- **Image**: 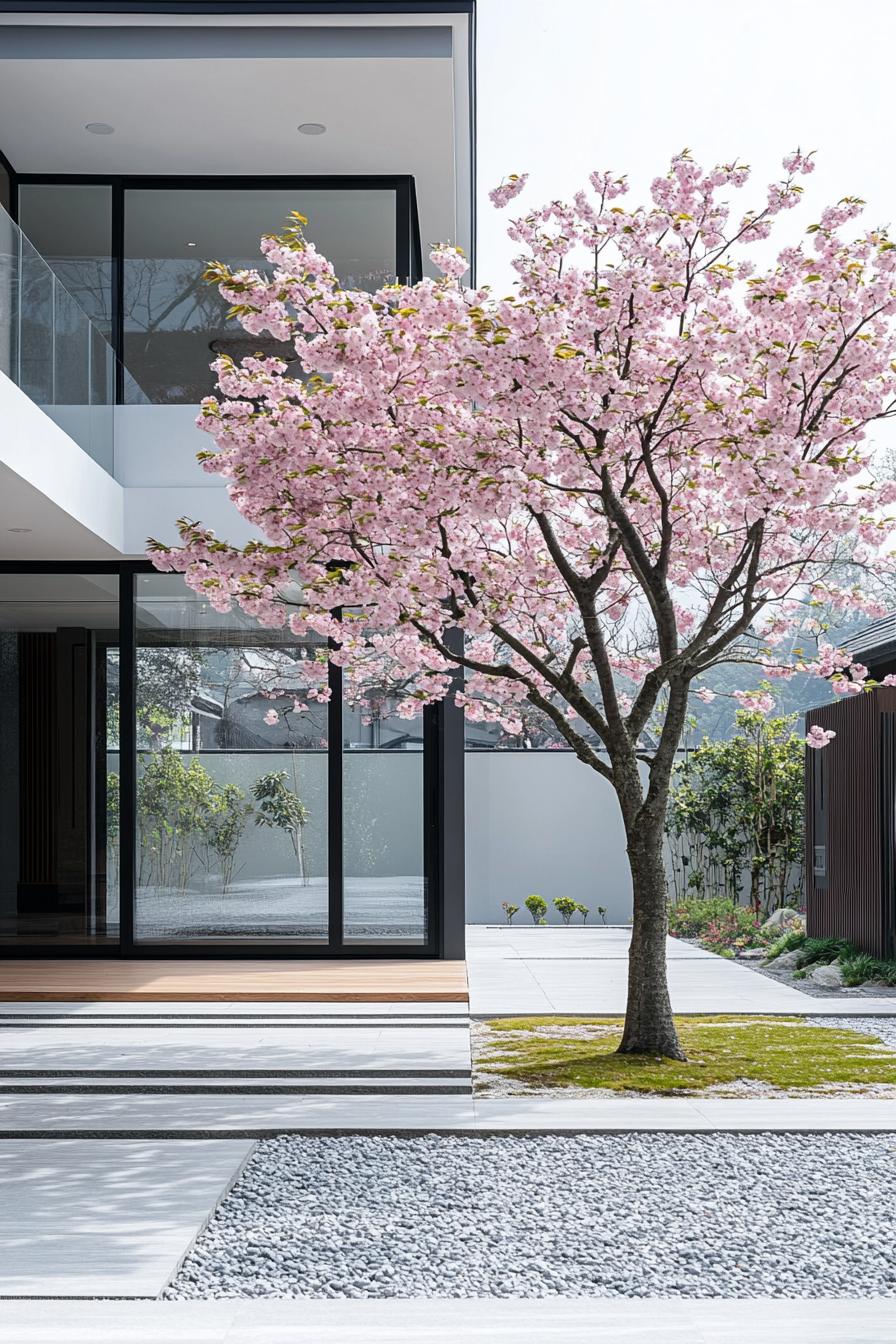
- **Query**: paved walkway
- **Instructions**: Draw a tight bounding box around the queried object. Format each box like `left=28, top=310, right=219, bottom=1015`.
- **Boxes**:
left=2, top=1298, right=894, bottom=1342
left=0, top=1139, right=253, bottom=1297
left=4, top=1091, right=896, bottom=1137
left=3, top=934, right=896, bottom=1308
left=466, top=926, right=896, bottom=1014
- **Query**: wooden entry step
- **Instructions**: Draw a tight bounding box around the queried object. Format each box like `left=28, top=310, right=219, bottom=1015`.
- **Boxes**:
left=0, top=959, right=469, bottom=1003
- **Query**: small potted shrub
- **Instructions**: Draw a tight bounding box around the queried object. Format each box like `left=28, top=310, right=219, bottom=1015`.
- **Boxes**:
left=553, top=896, right=578, bottom=925
left=524, top=894, right=547, bottom=924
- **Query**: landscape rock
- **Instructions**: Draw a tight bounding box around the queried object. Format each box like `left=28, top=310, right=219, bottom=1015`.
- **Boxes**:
left=761, top=908, right=805, bottom=934
left=768, top=950, right=802, bottom=972
left=810, top=962, right=844, bottom=988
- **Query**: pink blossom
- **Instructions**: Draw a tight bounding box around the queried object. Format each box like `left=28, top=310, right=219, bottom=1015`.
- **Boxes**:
left=263, top=709, right=279, bottom=726
left=149, top=150, right=896, bottom=779
left=488, top=173, right=529, bottom=209
left=733, top=690, right=776, bottom=715
left=429, top=245, right=470, bottom=280
left=806, top=725, right=836, bottom=749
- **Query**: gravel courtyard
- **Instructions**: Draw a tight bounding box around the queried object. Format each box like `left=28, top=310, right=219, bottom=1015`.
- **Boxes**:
left=166, top=1133, right=896, bottom=1299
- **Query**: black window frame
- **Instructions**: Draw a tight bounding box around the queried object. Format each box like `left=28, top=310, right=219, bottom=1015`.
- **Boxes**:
left=11, top=173, right=422, bottom=403
left=0, top=558, right=463, bottom=960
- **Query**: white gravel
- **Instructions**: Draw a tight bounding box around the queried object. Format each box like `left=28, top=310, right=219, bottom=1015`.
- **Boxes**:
left=166, top=1133, right=896, bottom=1299
left=811, top=1016, right=896, bottom=1048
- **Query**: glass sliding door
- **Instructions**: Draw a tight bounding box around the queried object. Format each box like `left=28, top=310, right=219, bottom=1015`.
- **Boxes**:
left=0, top=571, right=119, bottom=946
left=133, top=573, right=329, bottom=944
left=342, top=693, right=427, bottom=945
left=0, top=565, right=441, bottom=955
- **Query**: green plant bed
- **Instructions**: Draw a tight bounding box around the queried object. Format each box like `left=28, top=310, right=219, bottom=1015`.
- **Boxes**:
left=476, top=1016, right=896, bottom=1095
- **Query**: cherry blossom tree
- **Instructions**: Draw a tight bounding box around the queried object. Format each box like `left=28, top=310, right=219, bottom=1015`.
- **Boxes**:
left=151, top=151, right=896, bottom=1060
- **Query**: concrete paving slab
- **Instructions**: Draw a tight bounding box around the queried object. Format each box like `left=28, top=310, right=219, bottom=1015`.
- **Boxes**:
left=0, top=1025, right=471, bottom=1075
left=0, top=1139, right=253, bottom=1297
left=466, top=927, right=896, bottom=1015
left=2, top=1299, right=896, bottom=1343
left=2, top=1092, right=895, bottom=1136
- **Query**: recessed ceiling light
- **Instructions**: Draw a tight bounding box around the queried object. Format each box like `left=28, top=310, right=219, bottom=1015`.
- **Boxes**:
left=8, top=527, right=32, bottom=533
left=186, top=241, right=197, bottom=248
left=85, top=122, right=115, bottom=135
left=297, top=122, right=326, bottom=136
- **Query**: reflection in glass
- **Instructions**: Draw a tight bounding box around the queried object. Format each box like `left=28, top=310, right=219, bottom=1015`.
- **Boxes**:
left=0, top=572, right=120, bottom=944
left=1, top=200, right=117, bottom=470
left=17, top=184, right=114, bottom=336
left=134, top=573, right=328, bottom=942
left=343, top=694, right=426, bottom=944
left=122, top=187, right=398, bottom=404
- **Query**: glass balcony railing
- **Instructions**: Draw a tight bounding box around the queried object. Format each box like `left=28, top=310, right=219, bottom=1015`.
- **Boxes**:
left=0, top=203, right=148, bottom=475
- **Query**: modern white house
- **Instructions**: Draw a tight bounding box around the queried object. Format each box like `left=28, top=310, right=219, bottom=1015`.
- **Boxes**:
left=0, top=0, right=475, bottom=960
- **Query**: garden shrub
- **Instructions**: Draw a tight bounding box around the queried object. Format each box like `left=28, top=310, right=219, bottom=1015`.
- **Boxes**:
left=875, top=960, right=896, bottom=987
left=524, top=894, right=547, bottom=924
left=764, top=929, right=806, bottom=961
left=697, top=906, right=769, bottom=955
left=553, top=897, right=578, bottom=925
left=666, top=710, right=803, bottom=914
left=840, top=954, right=878, bottom=987
left=796, top=937, right=857, bottom=969
left=577, top=903, right=590, bottom=923
left=501, top=901, right=519, bottom=925
left=667, top=896, right=743, bottom=940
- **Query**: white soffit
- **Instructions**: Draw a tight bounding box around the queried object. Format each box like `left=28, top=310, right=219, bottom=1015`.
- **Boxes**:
left=0, top=10, right=473, bottom=258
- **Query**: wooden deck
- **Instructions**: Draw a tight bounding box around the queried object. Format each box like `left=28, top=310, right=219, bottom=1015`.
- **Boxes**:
left=0, top=959, right=469, bottom=1003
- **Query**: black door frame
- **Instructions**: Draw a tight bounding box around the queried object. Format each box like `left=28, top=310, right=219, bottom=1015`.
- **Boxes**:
left=0, top=558, right=460, bottom=959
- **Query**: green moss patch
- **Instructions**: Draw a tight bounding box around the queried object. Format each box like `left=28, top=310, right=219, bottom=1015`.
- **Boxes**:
left=476, top=1017, right=896, bottom=1095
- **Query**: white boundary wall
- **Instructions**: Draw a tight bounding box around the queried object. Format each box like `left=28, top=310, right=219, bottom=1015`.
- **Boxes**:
left=465, top=753, right=634, bottom=926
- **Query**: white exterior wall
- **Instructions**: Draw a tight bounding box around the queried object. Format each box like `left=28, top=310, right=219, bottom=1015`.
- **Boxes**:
left=465, top=752, right=635, bottom=925
left=0, top=371, right=123, bottom=556
left=115, top=404, right=261, bottom=553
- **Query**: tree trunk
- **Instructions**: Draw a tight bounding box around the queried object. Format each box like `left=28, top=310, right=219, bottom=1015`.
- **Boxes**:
left=617, top=813, right=685, bottom=1060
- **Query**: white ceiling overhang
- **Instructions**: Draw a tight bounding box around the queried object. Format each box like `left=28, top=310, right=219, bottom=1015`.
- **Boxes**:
left=0, top=7, right=473, bottom=263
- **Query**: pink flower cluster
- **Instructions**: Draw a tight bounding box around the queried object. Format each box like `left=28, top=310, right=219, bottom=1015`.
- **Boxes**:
left=147, top=150, right=896, bottom=759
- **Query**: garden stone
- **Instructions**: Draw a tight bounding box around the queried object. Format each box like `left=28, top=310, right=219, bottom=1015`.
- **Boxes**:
left=761, top=908, right=805, bottom=934
left=768, top=950, right=802, bottom=971
left=810, top=962, right=844, bottom=988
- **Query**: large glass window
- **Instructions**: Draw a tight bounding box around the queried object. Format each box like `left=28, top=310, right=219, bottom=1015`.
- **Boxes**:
left=17, top=184, right=114, bottom=337
left=122, top=187, right=398, bottom=404
left=133, top=573, right=329, bottom=943
left=342, top=683, right=426, bottom=945
left=0, top=572, right=119, bottom=946
left=0, top=568, right=438, bottom=953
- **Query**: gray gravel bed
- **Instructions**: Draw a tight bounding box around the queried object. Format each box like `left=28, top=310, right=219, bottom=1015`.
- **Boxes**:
left=811, top=1016, right=896, bottom=1048
left=166, top=1133, right=896, bottom=1299
left=749, top=962, right=896, bottom=997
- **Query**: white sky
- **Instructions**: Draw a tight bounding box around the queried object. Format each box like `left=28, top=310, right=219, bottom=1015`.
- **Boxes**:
left=476, top=0, right=896, bottom=292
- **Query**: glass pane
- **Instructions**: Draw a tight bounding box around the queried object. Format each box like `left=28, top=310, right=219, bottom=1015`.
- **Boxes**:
left=0, top=572, right=120, bottom=946
left=122, top=187, right=397, bottom=404
left=134, top=573, right=328, bottom=943
left=343, top=694, right=426, bottom=944
left=17, top=184, right=114, bottom=337
left=2, top=199, right=118, bottom=469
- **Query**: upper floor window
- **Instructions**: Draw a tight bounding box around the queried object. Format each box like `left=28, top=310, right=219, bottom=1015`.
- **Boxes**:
left=14, top=179, right=412, bottom=406
left=122, top=186, right=399, bottom=404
